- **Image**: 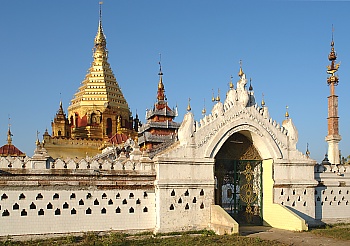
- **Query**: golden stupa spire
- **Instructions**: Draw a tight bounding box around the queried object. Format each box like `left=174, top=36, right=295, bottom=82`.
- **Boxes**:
left=69, top=1, right=130, bottom=117
left=157, top=54, right=165, bottom=101
left=238, top=60, right=244, bottom=77
left=94, top=2, right=107, bottom=51
left=187, top=98, right=191, bottom=112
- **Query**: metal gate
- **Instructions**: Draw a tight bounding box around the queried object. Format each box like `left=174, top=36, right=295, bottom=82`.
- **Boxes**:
left=215, top=160, right=263, bottom=225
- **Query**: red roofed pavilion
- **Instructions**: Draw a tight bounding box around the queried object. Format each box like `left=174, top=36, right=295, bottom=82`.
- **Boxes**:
left=0, top=127, right=26, bottom=157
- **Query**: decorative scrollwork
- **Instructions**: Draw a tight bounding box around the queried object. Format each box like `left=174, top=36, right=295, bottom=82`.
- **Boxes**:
left=240, top=162, right=258, bottom=222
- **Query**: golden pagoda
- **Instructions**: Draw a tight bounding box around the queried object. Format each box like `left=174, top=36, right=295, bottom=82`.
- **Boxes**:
left=43, top=3, right=137, bottom=158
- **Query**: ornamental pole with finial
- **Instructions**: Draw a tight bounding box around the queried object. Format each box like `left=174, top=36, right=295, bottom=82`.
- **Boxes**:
left=325, top=25, right=341, bottom=165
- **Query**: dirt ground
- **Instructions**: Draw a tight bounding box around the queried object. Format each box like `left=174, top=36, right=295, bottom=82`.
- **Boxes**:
left=240, top=226, right=349, bottom=246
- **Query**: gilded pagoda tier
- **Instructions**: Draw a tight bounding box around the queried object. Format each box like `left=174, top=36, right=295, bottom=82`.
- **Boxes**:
left=68, top=59, right=129, bottom=113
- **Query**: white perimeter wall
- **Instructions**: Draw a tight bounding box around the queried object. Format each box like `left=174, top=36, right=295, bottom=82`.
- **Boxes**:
left=315, top=186, right=350, bottom=220
left=0, top=189, right=156, bottom=236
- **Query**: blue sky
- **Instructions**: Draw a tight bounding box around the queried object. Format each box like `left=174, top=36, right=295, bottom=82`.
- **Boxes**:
left=1, top=0, right=349, bottom=162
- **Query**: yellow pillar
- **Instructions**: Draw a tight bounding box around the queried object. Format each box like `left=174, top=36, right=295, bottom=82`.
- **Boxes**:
left=262, top=159, right=308, bottom=231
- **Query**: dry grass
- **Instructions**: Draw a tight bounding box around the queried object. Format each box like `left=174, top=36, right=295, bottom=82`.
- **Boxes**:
left=0, top=230, right=287, bottom=246
left=310, top=223, right=350, bottom=241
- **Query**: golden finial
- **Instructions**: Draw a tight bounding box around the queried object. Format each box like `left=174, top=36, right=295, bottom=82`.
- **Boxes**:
left=261, top=93, right=265, bottom=107
left=211, top=89, right=215, bottom=102
left=328, top=25, right=337, bottom=61
left=285, top=105, right=289, bottom=119
left=249, top=78, right=253, bottom=91
left=229, top=75, right=234, bottom=89
left=158, top=54, right=164, bottom=83
left=306, top=143, right=310, bottom=158
left=238, top=60, right=244, bottom=77
left=327, top=25, right=340, bottom=85
left=216, top=88, right=220, bottom=102
left=202, top=98, right=206, bottom=115
left=35, top=130, right=40, bottom=146
left=7, top=117, right=12, bottom=145
left=158, top=53, right=163, bottom=75
left=99, top=2, right=103, bottom=18
left=94, top=1, right=106, bottom=49
left=157, top=54, right=165, bottom=101
left=187, top=98, right=191, bottom=112
left=331, top=24, right=334, bottom=47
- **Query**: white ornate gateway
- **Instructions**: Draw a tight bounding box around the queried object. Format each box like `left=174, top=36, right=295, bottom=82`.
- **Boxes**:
left=153, top=66, right=317, bottom=233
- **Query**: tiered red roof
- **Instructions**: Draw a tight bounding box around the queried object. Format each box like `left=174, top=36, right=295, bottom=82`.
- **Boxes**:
left=0, top=144, right=25, bottom=157
left=108, top=133, right=128, bottom=145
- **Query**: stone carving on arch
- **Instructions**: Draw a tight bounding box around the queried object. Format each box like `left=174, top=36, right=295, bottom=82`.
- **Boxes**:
left=204, top=123, right=283, bottom=160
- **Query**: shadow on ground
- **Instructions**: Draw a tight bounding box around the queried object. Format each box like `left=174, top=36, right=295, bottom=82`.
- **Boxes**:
left=239, top=226, right=272, bottom=236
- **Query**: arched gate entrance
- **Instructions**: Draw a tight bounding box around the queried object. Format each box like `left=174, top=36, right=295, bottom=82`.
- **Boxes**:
left=214, top=131, right=263, bottom=225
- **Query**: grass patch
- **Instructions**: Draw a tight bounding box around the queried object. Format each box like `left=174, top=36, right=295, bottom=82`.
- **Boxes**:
left=310, top=223, right=350, bottom=241
left=0, top=231, right=287, bottom=246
